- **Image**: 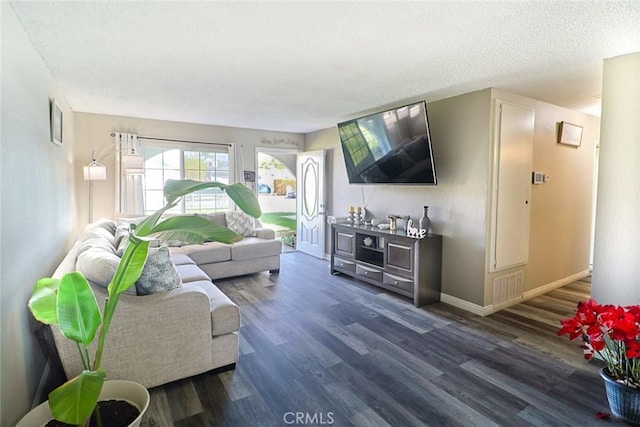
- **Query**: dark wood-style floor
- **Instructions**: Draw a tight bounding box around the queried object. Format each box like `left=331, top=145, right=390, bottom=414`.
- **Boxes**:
left=141, top=253, right=620, bottom=426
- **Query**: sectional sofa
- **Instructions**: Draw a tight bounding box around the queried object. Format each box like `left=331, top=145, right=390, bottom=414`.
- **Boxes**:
left=49, top=213, right=281, bottom=388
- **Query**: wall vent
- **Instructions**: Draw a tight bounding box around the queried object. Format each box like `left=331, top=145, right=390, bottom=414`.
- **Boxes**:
left=492, top=270, right=524, bottom=306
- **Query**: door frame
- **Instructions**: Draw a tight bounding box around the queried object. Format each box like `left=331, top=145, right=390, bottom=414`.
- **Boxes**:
left=254, top=147, right=301, bottom=196
left=255, top=147, right=301, bottom=249
left=296, top=150, right=327, bottom=259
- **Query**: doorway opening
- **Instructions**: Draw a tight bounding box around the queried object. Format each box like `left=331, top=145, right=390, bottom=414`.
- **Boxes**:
left=256, top=149, right=298, bottom=252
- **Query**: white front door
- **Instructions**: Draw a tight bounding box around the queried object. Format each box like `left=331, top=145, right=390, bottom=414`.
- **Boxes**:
left=297, top=150, right=326, bottom=258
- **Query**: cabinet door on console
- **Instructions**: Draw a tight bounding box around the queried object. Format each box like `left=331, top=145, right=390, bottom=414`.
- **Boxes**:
left=335, top=229, right=355, bottom=258
left=385, top=239, right=413, bottom=276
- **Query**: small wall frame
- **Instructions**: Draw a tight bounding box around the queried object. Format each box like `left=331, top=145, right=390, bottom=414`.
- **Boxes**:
left=50, top=99, right=63, bottom=146
left=558, top=121, right=582, bottom=147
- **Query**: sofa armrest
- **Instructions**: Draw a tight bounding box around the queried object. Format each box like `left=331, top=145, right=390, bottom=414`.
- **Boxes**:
left=254, top=227, right=276, bottom=239
left=52, top=285, right=215, bottom=388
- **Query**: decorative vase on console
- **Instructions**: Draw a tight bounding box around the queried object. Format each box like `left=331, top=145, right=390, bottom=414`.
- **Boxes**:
left=419, top=206, right=432, bottom=235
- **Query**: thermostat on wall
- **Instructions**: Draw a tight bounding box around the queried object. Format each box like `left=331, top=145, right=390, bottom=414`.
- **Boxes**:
left=532, top=171, right=544, bottom=185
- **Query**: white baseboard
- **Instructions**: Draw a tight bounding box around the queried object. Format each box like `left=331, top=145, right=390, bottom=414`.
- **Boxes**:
left=440, top=269, right=591, bottom=317
left=522, top=269, right=590, bottom=300
left=440, top=293, right=491, bottom=316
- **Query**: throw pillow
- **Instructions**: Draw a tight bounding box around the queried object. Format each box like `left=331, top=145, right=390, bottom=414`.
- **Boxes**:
left=77, top=231, right=117, bottom=257
left=114, top=221, right=130, bottom=247
left=89, top=218, right=117, bottom=235
left=135, top=246, right=183, bottom=296
left=224, top=211, right=256, bottom=237
left=114, top=217, right=146, bottom=254
left=76, top=247, right=120, bottom=288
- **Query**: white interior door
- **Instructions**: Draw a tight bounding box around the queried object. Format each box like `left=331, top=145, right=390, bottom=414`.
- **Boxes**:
left=297, top=150, right=326, bottom=258
left=491, top=101, right=534, bottom=272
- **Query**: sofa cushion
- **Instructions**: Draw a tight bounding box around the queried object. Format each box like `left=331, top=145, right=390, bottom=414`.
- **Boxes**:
left=186, top=280, right=241, bottom=336
left=77, top=231, right=117, bottom=257
left=76, top=246, right=119, bottom=287
left=88, top=218, right=117, bottom=235
left=136, top=246, right=183, bottom=296
left=89, top=225, right=117, bottom=247
left=75, top=230, right=139, bottom=295
left=230, top=237, right=282, bottom=261
left=195, top=212, right=227, bottom=228
left=224, top=211, right=257, bottom=237
left=170, top=253, right=196, bottom=266
left=175, top=264, right=211, bottom=283
left=181, top=242, right=231, bottom=264
left=114, top=223, right=131, bottom=253
left=114, top=218, right=146, bottom=255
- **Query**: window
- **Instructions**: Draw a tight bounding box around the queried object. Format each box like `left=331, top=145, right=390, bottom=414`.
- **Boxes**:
left=142, top=142, right=232, bottom=215
left=338, top=122, right=369, bottom=167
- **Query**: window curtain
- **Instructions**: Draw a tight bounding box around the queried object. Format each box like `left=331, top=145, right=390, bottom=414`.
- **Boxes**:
left=234, top=143, right=244, bottom=186
left=114, top=132, right=145, bottom=215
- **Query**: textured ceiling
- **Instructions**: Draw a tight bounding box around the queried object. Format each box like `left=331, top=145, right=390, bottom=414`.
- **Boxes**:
left=9, top=1, right=640, bottom=133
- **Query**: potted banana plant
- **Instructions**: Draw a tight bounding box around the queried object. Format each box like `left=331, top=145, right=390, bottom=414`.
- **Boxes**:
left=22, top=180, right=260, bottom=426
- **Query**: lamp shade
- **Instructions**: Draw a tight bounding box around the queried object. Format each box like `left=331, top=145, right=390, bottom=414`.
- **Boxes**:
left=83, top=161, right=107, bottom=181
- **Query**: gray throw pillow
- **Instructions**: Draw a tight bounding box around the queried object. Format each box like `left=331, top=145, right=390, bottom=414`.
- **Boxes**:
left=75, top=240, right=137, bottom=296
left=89, top=218, right=117, bottom=235
left=114, top=218, right=146, bottom=255
left=135, top=246, right=183, bottom=296
left=76, top=247, right=119, bottom=287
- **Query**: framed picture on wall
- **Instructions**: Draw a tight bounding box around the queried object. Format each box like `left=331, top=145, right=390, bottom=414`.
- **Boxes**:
left=243, top=170, right=256, bottom=182
left=50, top=99, right=63, bottom=146
left=558, top=121, right=582, bottom=147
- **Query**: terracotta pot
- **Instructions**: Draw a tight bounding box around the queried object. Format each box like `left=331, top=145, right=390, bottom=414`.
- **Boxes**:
left=16, top=380, right=149, bottom=427
left=600, top=368, right=640, bottom=425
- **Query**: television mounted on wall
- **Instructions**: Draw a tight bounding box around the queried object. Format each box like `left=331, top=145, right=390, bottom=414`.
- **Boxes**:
left=337, top=101, right=437, bottom=185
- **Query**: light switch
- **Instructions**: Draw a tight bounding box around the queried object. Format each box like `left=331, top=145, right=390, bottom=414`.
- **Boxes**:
left=532, top=171, right=544, bottom=184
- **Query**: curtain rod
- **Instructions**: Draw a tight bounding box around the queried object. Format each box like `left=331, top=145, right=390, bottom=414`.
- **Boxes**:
left=110, top=133, right=232, bottom=147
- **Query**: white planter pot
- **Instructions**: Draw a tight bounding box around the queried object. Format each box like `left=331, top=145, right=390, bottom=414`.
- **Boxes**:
left=16, top=380, right=150, bottom=427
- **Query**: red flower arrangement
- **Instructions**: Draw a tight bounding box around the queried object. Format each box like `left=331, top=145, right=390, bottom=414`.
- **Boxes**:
left=558, top=299, right=640, bottom=387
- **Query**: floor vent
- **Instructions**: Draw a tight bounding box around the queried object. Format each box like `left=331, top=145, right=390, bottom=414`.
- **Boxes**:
left=493, top=270, right=524, bottom=306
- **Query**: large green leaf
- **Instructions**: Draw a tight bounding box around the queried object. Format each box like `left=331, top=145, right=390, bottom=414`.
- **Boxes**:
left=163, top=179, right=261, bottom=217
left=49, top=370, right=106, bottom=425
left=57, top=273, right=102, bottom=346
left=108, top=238, right=150, bottom=297
left=224, top=183, right=262, bottom=218
left=134, top=200, right=178, bottom=237
left=163, top=179, right=227, bottom=204
left=28, top=278, right=60, bottom=325
left=151, top=215, right=242, bottom=244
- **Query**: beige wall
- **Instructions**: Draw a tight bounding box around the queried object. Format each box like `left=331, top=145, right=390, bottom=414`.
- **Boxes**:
left=481, top=89, right=598, bottom=307
left=307, top=88, right=599, bottom=310
left=1, top=4, right=77, bottom=425
left=306, top=89, right=493, bottom=305
left=522, top=97, right=598, bottom=294
left=74, top=113, right=303, bottom=231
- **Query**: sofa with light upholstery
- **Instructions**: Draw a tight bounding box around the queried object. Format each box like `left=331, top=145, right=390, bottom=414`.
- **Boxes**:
left=169, top=212, right=282, bottom=279
left=49, top=214, right=281, bottom=388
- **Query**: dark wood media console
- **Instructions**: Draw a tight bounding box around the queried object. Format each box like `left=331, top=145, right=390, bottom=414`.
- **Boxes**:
left=330, top=223, right=442, bottom=307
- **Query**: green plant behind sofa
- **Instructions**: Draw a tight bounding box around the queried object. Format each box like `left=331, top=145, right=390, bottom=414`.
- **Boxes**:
left=28, top=179, right=260, bottom=426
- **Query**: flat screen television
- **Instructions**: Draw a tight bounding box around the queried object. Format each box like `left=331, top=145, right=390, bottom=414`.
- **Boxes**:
left=337, top=101, right=437, bottom=185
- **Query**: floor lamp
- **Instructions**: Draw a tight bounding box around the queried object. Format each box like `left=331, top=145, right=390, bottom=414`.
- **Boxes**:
left=83, top=159, right=107, bottom=223
left=83, top=148, right=144, bottom=223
